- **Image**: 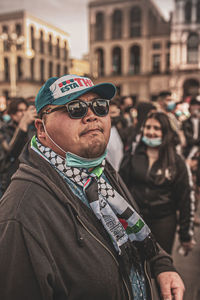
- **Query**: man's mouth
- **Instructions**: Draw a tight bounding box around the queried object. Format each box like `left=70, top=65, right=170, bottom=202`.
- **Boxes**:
left=80, top=126, right=103, bottom=136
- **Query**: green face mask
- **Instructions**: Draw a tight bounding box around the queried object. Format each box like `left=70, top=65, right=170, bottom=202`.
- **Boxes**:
left=65, top=150, right=107, bottom=169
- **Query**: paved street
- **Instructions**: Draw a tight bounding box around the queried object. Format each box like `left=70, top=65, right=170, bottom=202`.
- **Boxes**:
left=172, top=212, right=200, bottom=300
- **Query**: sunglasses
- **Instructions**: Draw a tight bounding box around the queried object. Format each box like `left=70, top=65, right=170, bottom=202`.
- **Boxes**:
left=42, top=99, right=110, bottom=119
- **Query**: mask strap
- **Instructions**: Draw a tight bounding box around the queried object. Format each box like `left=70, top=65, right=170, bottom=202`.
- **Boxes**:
left=42, top=120, right=66, bottom=156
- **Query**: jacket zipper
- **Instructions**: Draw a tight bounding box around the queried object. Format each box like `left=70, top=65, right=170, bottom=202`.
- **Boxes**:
left=144, top=260, right=153, bottom=299
left=77, top=215, right=132, bottom=300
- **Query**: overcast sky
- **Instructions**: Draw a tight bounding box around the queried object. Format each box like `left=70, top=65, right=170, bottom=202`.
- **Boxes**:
left=0, top=0, right=174, bottom=59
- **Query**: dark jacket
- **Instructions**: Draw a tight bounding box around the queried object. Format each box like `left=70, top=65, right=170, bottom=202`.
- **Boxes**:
left=0, top=142, right=176, bottom=300
left=182, top=117, right=200, bottom=158
left=119, top=143, right=195, bottom=243
left=0, top=120, right=29, bottom=192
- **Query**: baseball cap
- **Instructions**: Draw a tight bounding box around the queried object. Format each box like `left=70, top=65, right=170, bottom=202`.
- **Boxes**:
left=35, top=74, right=116, bottom=113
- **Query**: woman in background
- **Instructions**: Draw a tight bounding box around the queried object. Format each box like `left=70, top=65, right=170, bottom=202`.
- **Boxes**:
left=120, top=111, right=195, bottom=254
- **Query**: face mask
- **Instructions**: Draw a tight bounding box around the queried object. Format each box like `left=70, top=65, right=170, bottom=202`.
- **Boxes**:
left=2, top=114, right=11, bottom=122
left=166, top=101, right=176, bottom=112
left=142, top=136, right=162, bottom=147
left=66, top=151, right=107, bottom=168
left=42, top=121, right=107, bottom=169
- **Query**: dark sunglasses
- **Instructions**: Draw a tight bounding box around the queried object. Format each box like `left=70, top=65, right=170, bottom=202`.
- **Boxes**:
left=42, top=99, right=110, bottom=119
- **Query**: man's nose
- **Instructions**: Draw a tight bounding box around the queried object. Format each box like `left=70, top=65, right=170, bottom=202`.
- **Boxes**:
left=82, top=106, right=97, bottom=123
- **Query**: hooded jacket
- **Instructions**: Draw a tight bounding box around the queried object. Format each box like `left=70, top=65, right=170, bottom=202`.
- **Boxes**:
left=0, top=142, right=176, bottom=300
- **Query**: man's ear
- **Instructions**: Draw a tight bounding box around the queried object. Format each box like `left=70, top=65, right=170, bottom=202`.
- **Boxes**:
left=35, top=119, right=46, bottom=139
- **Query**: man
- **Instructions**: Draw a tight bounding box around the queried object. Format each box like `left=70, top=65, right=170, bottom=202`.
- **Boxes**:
left=0, top=74, right=185, bottom=300
left=0, top=98, right=37, bottom=194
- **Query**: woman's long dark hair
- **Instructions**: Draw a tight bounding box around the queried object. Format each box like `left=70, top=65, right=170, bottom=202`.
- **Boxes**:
left=141, top=112, right=177, bottom=183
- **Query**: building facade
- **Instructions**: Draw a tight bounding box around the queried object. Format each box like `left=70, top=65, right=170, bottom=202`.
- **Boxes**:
left=170, top=0, right=200, bottom=101
left=0, top=10, right=70, bottom=99
left=89, top=0, right=171, bottom=101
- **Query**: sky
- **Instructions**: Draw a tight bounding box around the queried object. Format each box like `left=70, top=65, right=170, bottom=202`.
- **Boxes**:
left=0, top=0, right=174, bottom=59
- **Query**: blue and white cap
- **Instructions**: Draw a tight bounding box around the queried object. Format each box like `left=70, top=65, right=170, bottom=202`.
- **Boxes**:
left=35, top=74, right=116, bottom=113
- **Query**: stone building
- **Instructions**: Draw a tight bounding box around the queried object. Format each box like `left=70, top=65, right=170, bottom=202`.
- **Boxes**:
left=0, top=10, right=70, bottom=99
left=170, top=0, right=200, bottom=101
left=89, top=0, right=171, bottom=101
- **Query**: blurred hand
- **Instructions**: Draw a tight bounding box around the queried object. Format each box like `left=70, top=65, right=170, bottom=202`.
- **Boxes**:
left=157, top=271, right=185, bottom=300
left=19, top=105, right=37, bottom=132
left=181, top=239, right=196, bottom=256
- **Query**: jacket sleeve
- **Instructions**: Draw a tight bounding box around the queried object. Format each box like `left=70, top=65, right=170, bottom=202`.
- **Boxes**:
left=0, top=220, right=55, bottom=300
left=172, top=157, right=195, bottom=242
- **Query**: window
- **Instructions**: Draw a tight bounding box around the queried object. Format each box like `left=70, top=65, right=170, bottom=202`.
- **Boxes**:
left=49, top=62, right=53, bottom=77
left=185, top=1, right=192, bottom=23
left=187, top=33, right=199, bottom=63
left=2, top=25, right=9, bottom=51
left=130, top=6, right=142, bottom=37
left=129, top=45, right=140, bottom=74
left=40, top=59, right=44, bottom=81
left=152, top=43, right=161, bottom=50
left=40, top=31, right=44, bottom=54
left=57, top=64, right=60, bottom=77
left=112, top=10, right=122, bottom=39
left=15, top=23, right=22, bottom=36
left=197, top=1, right=200, bottom=23
left=48, top=34, right=52, bottom=54
left=30, top=26, right=35, bottom=50
left=95, top=12, right=104, bottom=41
left=30, top=58, right=34, bottom=80
left=17, top=56, right=23, bottom=79
left=166, top=41, right=171, bottom=48
left=166, top=53, right=170, bottom=72
left=16, top=23, right=22, bottom=50
left=56, top=38, right=60, bottom=58
left=95, top=48, right=104, bottom=77
left=112, top=47, right=122, bottom=75
left=152, top=54, right=161, bottom=73
left=64, top=41, right=68, bottom=61
left=64, top=65, right=68, bottom=74
left=4, top=57, right=9, bottom=81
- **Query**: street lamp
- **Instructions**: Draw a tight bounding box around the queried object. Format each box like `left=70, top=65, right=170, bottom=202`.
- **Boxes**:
left=0, top=32, right=24, bottom=97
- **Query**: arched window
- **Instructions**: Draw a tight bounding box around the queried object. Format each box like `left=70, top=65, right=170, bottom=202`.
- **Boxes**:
left=4, top=57, right=9, bottom=81
left=56, top=38, right=60, bottom=58
left=48, top=34, right=52, bottom=54
left=40, top=59, right=44, bottom=82
left=30, top=58, right=34, bottom=80
left=57, top=64, right=60, bottom=77
left=95, top=48, right=104, bottom=77
left=129, top=45, right=140, bottom=74
left=183, top=79, right=200, bottom=98
left=187, top=33, right=199, bottom=63
left=30, top=26, right=35, bottom=50
left=95, top=12, right=104, bottom=41
left=49, top=61, right=53, bottom=77
left=17, top=56, right=23, bottom=79
left=185, top=1, right=192, bottom=23
left=197, top=1, right=200, bottom=23
left=112, top=47, right=122, bottom=75
left=130, top=6, right=142, bottom=37
left=64, top=41, right=68, bottom=61
left=112, top=10, right=122, bottom=39
left=40, top=31, right=44, bottom=54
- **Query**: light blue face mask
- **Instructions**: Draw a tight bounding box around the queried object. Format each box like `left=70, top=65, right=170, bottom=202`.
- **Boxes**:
left=2, top=114, right=11, bottom=122
left=66, top=151, right=107, bottom=168
left=142, top=136, right=162, bottom=147
left=166, top=101, right=176, bottom=112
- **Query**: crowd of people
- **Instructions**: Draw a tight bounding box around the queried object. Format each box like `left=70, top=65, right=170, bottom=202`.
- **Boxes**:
left=0, top=73, right=199, bottom=300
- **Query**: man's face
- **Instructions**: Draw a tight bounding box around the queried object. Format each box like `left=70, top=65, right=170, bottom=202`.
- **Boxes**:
left=41, top=92, right=111, bottom=158
left=11, top=103, right=27, bottom=123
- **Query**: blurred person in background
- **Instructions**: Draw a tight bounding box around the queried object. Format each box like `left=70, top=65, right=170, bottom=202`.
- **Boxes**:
left=119, top=111, right=195, bottom=255
left=107, top=99, right=125, bottom=171
left=0, top=98, right=37, bottom=195
left=182, top=96, right=200, bottom=226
